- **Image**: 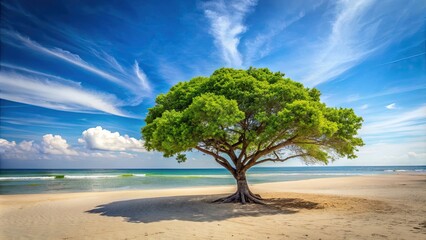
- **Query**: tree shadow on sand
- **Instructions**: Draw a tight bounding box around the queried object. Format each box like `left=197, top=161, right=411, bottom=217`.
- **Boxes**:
left=86, top=195, right=321, bottom=223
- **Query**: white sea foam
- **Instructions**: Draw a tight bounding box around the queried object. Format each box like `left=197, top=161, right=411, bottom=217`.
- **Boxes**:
left=247, top=173, right=366, bottom=177
left=0, top=174, right=147, bottom=181
left=133, top=174, right=146, bottom=177
left=64, top=175, right=118, bottom=179
left=0, top=176, right=55, bottom=180
left=384, top=169, right=412, bottom=172
left=150, top=174, right=232, bottom=178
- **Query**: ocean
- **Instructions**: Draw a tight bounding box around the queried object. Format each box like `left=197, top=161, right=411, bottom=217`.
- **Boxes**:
left=1, top=166, right=425, bottom=195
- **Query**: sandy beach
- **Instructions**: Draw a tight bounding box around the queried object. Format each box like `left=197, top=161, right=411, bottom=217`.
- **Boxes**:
left=1, top=174, right=425, bottom=239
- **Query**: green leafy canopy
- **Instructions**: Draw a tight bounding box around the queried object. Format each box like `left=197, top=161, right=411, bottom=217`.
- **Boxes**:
left=142, top=67, right=363, bottom=172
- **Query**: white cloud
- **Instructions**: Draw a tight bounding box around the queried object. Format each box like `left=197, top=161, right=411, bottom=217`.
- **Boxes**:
left=0, top=71, right=132, bottom=117
left=328, top=142, right=426, bottom=166
left=18, top=140, right=35, bottom=152
left=377, top=52, right=426, bottom=66
left=0, top=139, right=33, bottom=159
left=297, top=0, right=426, bottom=86
left=386, top=103, right=396, bottom=109
left=360, top=104, right=369, bottom=110
left=244, top=12, right=305, bottom=64
left=243, top=0, right=325, bottom=64
left=203, top=0, right=257, bottom=67
left=0, top=135, right=76, bottom=160
left=2, top=30, right=125, bottom=85
left=1, top=63, right=82, bottom=87
left=360, top=105, right=426, bottom=140
left=2, top=30, right=152, bottom=101
left=0, top=131, right=144, bottom=161
left=41, top=134, right=77, bottom=155
left=0, top=139, right=16, bottom=149
left=78, top=126, right=146, bottom=152
left=408, top=151, right=422, bottom=159
left=157, top=60, right=188, bottom=85
left=134, top=60, right=151, bottom=92
left=90, top=49, right=126, bottom=74
left=345, top=84, right=426, bottom=103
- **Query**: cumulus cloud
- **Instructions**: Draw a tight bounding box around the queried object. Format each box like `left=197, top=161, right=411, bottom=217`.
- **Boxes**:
left=0, top=129, right=145, bottom=161
left=78, top=126, right=146, bottom=152
left=0, top=139, right=17, bottom=150
left=0, top=134, right=76, bottom=160
left=1, top=139, right=33, bottom=161
left=203, top=0, right=257, bottom=67
left=41, top=134, right=77, bottom=155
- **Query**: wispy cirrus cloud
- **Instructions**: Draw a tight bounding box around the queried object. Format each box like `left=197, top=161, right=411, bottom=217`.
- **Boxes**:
left=376, top=52, right=426, bottom=67
left=0, top=115, right=83, bottom=129
left=243, top=1, right=325, bottom=65
left=157, top=60, right=188, bottom=85
left=2, top=30, right=153, bottom=102
left=346, top=83, right=426, bottom=103
left=244, top=11, right=306, bottom=64
left=386, top=103, right=396, bottom=110
left=90, top=49, right=127, bottom=74
left=298, top=0, right=426, bottom=86
left=360, top=104, right=369, bottom=110
left=2, top=30, right=125, bottom=85
left=134, top=60, right=151, bottom=92
left=0, top=71, right=132, bottom=118
left=1, top=63, right=82, bottom=87
left=202, top=0, right=257, bottom=67
left=333, top=141, right=426, bottom=166
left=1, top=29, right=154, bottom=114
left=360, top=105, right=426, bottom=141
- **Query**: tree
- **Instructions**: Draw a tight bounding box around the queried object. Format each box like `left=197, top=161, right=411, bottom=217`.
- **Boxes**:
left=142, top=67, right=364, bottom=204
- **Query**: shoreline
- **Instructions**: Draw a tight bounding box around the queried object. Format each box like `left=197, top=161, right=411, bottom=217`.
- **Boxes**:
left=1, top=174, right=425, bottom=239
left=1, top=172, right=423, bottom=196
left=0, top=173, right=422, bottom=200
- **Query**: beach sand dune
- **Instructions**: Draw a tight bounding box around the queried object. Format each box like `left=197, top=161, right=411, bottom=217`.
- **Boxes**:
left=1, top=174, right=425, bottom=239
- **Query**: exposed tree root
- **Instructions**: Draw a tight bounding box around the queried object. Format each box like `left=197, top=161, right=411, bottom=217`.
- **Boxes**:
left=213, top=191, right=266, bottom=204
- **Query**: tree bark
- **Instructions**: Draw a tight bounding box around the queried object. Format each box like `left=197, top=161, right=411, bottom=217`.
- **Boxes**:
left=214, top=171, right=265, bottom=204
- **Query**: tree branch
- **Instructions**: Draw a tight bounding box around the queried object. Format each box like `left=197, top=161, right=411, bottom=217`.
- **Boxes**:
left=253, top=153, right=309, bottom=167
left=242, top=135, right=299, bottom=171
left=246, top=134, right=298, bottom=161
left=195, top=146, right=236, bottom=177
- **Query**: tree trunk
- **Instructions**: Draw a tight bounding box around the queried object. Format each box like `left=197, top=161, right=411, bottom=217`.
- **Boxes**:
left=214, top=171, right=265, bottom=204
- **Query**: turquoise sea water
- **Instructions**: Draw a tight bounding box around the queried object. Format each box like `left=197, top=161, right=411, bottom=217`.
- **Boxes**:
left=1, top=166, right=425, bottom=194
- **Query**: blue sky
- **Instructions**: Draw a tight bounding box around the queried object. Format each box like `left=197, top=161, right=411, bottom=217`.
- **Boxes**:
left=0, top=0, right=425, bottom=169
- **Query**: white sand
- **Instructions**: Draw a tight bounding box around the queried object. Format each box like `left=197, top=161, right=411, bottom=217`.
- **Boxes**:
left=1, top=174, right=425, bottom=239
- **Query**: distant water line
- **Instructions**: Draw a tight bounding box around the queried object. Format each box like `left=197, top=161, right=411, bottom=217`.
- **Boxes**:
left=0, top=166, right=424, bottom=195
